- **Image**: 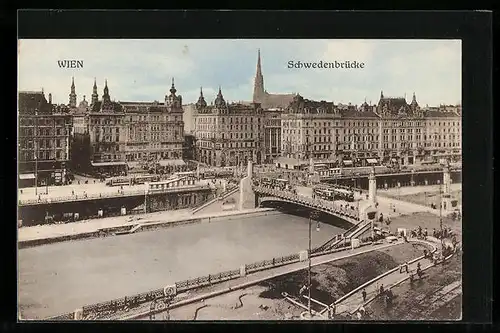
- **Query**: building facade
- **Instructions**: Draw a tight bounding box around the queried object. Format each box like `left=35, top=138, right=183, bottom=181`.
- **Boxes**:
left=262, top=108, right=283, bottom=163
left=281, top=95, right=340, bottom=161
left=193, top=88, right=265, bottom=167
left=72, top=80, right=127, bottom=176
left=120, top=80, right=184, bottom=164
left=182, top=103, right=195, bottom=134
left=71, top=79, right=185, bottom=176
left=422, top=107, right=462, bottom=164
left=375, top=92, right=426, bottom=165
left=279, top=92, right=461, bottom=167
left=336, top=103, right=382, bottom=166
left=18, top=91, right=72, bottom=187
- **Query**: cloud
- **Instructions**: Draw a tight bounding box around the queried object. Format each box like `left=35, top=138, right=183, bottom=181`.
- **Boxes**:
left=18, top=39, right=461, bottom=106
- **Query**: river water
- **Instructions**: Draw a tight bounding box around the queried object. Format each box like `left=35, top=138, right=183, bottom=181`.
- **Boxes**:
left=18, top=211, right=344, bottom=319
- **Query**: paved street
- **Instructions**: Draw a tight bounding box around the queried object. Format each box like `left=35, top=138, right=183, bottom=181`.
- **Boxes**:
left=18, top=178, right=227, bottom=203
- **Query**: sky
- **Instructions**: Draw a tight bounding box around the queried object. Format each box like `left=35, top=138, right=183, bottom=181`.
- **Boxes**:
left=18, top=39, right=461, bottom=106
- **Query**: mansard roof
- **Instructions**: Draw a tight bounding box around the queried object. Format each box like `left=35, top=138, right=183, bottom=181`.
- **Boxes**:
left=261, top=92, right=296, bottom=109
left=90, top=100, right=124, bottom=113
left=120, top=101, right=168, bottom=113
left=423, top=110, right=461, bottom=118
left=18, top=91, right=51, bottom=114
left=340, top=109, right=380, bottom=119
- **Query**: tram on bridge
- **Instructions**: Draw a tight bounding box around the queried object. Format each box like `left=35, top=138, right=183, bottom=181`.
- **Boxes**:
left=259, top=177, right=291, bottom=190
left=105, top=174, right=160, bottom=187
left=313, top=187, right=355, bottom=202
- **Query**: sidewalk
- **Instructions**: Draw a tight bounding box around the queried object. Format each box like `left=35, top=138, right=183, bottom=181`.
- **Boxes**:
left=375, top=195, right=440, bottom=217
left=18, top=179, right=223, bottom=204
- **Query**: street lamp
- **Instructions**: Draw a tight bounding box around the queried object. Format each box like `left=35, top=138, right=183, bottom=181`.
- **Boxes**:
left=34, top=109, right=38, bottom=196
left=308, top=210, right=320, bottom=317
left=439, top=182, right=444, bottom=250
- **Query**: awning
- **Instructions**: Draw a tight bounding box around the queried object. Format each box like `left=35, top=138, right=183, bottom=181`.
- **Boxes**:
left=343, top=160, right=353, bottom=165
left=19, top=173, right=36, bottom=180
left=91, top=161, right=128, bottom=167
left=158, top=159, right=186, bottom=167
left=366, top=158, right=378, bottom=164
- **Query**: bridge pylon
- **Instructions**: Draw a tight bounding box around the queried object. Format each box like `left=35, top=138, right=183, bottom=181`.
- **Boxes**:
left=239, top=160, right=256, bottom=210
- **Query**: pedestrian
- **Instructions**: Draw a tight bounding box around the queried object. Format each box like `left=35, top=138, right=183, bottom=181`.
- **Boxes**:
left=400, top=262, right=409, bottom=274
left=356, top=310, right=362, bottom=320
left=379, top=284, right=385, bottom=295
left=362, top=289, right=367, bottom=302
left=417, top=266, right=422, bottom=279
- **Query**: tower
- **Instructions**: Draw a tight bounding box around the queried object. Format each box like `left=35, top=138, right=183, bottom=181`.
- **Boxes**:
left=410, top=92, right=419, bottom=110
left=195, top=87, right=207, bottom=110
left=239, top=160, right=256, bottom=210
left=380, top=90, right=384, bottom=99
left=253, top=49, right=265, bottom=103
left=165, top=78, right=182, bottom=109
left=214, top=86, right=226, bottom=108
left=102, top=79, right=110, bottom=102
left=69, top=77, right=77, bottom=108
left=91, top=78, right=99, bottom=105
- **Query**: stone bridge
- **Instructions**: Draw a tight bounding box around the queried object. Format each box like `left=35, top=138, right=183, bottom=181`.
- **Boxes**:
left=251, top=185, right=361, bottom=226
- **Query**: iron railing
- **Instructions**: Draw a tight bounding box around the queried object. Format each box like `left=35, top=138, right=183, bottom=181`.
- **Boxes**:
left=46, top=247, right=329, bottom=320
left=253, top=186, right=360, bottom=221
left=19, top=184, right=212, bottom=206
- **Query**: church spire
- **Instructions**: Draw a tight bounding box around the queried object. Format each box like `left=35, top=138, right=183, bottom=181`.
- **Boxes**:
left=411, top=91, right=419, bottom=109
left=69, top=77, right=77, bottom=108
left=380, top=90, right=384, bottom=99
left=253, top=49, right=265, bottom=103
left=91, top=78, right=99, bottom=105
left=102, top=79, right=110, bottom=102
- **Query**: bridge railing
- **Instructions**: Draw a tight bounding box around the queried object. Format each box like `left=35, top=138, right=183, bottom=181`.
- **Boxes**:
left=253, top=186, right=360, bottom=221
left=18, top=185, right=212, bottom=206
